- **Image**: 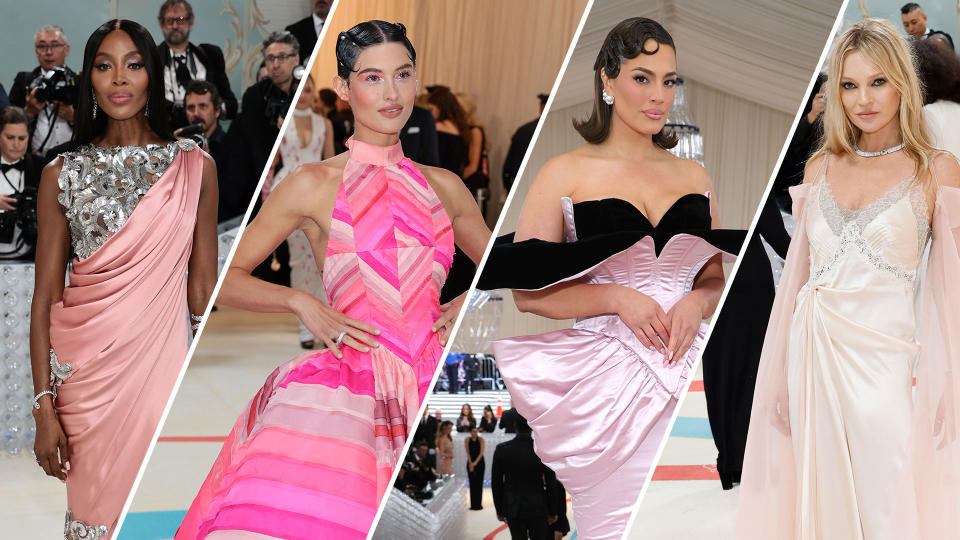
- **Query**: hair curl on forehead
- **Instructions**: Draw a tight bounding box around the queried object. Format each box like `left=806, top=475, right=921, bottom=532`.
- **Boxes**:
left=335, top=20, right=416, bottom=83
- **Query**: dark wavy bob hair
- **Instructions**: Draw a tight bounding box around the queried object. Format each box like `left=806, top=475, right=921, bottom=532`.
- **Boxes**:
left=71, top=19, right=172, bottom=148
left=336, top=20, right=416, bottom=83
left=574, top=17, right=678, bottom=148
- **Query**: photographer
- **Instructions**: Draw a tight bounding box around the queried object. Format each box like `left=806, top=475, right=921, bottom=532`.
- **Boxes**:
left=176, top=80, right=232, bottom=222
left=220, top=31, right=300, bottom=222
left=10, top=25, right=79, bottom=155
left=0, top=107, right=41, bottom=260
left=157, top=0, right=238, bottom=129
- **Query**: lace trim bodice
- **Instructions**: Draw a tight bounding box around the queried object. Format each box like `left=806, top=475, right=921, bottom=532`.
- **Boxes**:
left=808, top=154, right=931, bottom=284
left=57, top=139, right=196, bottom=259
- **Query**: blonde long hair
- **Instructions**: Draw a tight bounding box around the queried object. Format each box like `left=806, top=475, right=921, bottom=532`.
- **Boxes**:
left=815, top=18, right=935, bottom=181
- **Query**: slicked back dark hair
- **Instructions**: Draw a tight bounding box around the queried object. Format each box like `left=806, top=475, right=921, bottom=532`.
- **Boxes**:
left=336, top=20, right=416, bottom=83
left=573, top=17, right=678, bottom=148
left=913, top=38, right=960, bottom=105
left=72, top=19, right=172, bottom=149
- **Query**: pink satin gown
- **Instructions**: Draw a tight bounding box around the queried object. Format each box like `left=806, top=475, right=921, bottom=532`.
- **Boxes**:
left=481, top=194, right=742, bottom=540
left=49, top=139, right=202, bottom=539
left=176, top=137, right=454, bottom=539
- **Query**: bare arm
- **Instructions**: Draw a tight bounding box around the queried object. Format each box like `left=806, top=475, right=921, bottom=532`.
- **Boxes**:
left=187, top=153, right=219, bottom=333
left=462, top=126, right=484, bottom=178
left=30, top=158, right=71, bottom=480
left=217, top=162, right=379, bottom=356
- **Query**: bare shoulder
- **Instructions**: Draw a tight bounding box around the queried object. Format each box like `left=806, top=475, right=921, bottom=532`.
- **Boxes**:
left=273, top=156, right=345, bottom=203
left=42, top=156, right=65, bottom=180
left=931, top=151, right=960, bottom=189
left=417, top=162, right=464, bottom=190
left=803, top=152, right=827, bottom=184
left=528, top=149, right=585, bottom=194
left=670, top=155, right=712, bottom=192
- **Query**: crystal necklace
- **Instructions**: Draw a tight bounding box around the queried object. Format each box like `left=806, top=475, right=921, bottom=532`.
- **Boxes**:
left=854, top=141, right=904, bottom=157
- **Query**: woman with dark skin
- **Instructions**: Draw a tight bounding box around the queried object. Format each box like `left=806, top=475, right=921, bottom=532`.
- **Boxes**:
left=30, top=19, right=217, bottom=538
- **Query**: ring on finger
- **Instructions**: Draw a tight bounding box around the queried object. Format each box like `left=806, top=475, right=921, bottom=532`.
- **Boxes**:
left=334, top=330, right=347, bottom=346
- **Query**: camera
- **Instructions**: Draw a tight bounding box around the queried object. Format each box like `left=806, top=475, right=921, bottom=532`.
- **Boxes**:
left=28, top=66, right=78, bottom=104
left=0, top=189, right=38, bottom=256
left=263, top=66, right=303, bottom=128
left=178, top=122, right=208, bottom=147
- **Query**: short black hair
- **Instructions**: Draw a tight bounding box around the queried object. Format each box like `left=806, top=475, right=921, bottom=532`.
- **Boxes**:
left=318, top=88, right=337, bottom=108
left=901, top=3, right=921, bottom=14
left=537, top=93, right=549, bottom=106
left=263, top=31, right=299, bottom=56
left=184, top=79, right=222, bottom=110
left=336, top=20, right=416, bottom=82
left=0, top=106, right=29, bottom=132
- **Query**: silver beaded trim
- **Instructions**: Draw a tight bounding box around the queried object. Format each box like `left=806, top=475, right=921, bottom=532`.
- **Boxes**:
left=49, top=348, right=74, bottom=388
left=810, top=175, right=928, bottom=283
left=64, top=510, right=108, bottom=539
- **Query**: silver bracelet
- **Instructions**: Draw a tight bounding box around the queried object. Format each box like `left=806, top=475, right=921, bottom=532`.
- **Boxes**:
left=32, top=389, right=56, bottom=410
left=190, top=313, right=204, bottom=331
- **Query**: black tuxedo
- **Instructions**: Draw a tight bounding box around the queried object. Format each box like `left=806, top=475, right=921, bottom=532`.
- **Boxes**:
left=399, top=106, right=439, bottom=167
left=491, top=433, right=559, bottom=539
left=158, top=42, right=238, bottom=125
left=415, top=414, right=440, bottom=448
left=285, top=17, right=319, bottom=64
left=0, top=153, right=43, bottom=260
left=503, top=117, right=538, bottom=190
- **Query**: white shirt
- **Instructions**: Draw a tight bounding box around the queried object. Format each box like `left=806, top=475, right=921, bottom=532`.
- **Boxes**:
left=0, top=156, right=28, bottom=258
left=163, top=49, right=208, bottom=106
left=31, top=67, right=73, bottom=154
left=313, top=13, right=324, bottom=37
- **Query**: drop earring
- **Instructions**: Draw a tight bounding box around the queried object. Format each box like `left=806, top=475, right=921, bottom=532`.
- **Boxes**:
left=144, top=95, right=149, bottom=117
left=92, top=90, right=98, bottom=119
left=602, top=88, right=614, bottom=106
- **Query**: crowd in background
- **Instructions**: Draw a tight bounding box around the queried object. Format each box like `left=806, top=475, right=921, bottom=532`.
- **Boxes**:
left=0, top=0, right=332, bottom=262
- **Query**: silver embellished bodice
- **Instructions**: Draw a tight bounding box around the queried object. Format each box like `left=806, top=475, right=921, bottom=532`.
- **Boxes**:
left=57, top=139, right=196, bottom=259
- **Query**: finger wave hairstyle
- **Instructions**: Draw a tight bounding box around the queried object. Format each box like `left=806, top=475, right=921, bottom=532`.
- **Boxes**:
left=574, top=17, right=678, bottom=148
left=336, top=20, right=416, bottom=84
left=72, top=19, right=171, bottom=149
left=815, top=18, right=935, bottom=181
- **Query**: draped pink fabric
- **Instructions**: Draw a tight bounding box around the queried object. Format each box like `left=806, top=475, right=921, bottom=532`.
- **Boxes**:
left=736, top=183, right=960, bottom=539
left=176, top=138, right=453, bottom=539
left=50, top=145, right=203, bottom=537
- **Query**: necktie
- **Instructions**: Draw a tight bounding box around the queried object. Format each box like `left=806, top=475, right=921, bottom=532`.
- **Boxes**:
left=174, top=55, right=192, bottom=93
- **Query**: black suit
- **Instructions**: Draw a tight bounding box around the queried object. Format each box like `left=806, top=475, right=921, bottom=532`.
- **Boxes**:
left=400, top=106, right=439, bottom=166
left=415, top=415, right=440, bottom=449
left=0, top=153, right=43, bottom=260
left=503, top=117, right=539, bottom=189
left=491, top=433, right=558, bottom=539
left=157, top=42, right=238, bottom=126
left=285, top=17, right=319, bottom=65
left=0, top=84, right=9, bottom=110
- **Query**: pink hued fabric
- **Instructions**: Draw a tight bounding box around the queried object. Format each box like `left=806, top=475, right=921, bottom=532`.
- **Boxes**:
left=50, top=144, right=203, bottom=537
left=177, top=137, right=453, bottom=539
left=493, top=197, right=734, bottom=540
left=737, top=182, right=960, bottom=539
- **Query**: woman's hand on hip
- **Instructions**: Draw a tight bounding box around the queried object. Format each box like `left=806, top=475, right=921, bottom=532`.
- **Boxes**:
left=434, top=291, right=467, bottom=346
left=291, top=291, right=380, bottom=358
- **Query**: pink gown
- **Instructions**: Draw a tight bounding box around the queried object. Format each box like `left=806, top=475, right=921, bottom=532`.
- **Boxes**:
left=176, top=137, right=454, bottom=539
left=479, top=194, right=743, bottom=540
left=50, top=139, right=202, bottom=539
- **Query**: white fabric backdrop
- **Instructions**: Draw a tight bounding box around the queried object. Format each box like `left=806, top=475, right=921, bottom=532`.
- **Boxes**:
left=489, top=0, right=843, bottom=345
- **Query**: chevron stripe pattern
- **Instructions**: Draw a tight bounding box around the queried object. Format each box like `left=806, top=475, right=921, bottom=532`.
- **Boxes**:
left=177, top=139, right=455, bottom=539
